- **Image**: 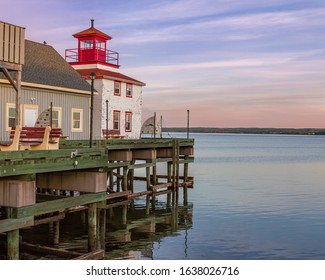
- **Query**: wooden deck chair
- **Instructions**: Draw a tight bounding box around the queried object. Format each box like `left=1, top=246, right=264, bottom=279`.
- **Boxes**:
left=0, top=125, right=22, bottom=151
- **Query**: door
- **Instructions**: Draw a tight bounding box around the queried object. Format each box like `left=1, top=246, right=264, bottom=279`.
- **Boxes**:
left=23, top=106, right=38, bottom=127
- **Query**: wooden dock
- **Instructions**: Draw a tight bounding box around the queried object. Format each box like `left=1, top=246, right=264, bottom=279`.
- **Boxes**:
left=0, top=138, right=194, bottom=259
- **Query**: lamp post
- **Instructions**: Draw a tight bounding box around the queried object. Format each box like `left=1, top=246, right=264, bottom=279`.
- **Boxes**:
left=105, top=100, right=109, bottom=140
left=89, top=72, right=96, bottom=148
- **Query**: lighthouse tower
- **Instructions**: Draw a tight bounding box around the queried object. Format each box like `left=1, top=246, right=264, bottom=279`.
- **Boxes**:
left=65, top=19, right=145, bottom=139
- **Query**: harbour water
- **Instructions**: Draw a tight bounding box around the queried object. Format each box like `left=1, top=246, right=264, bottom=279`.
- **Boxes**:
left=19, top=133, right=325, bottom=259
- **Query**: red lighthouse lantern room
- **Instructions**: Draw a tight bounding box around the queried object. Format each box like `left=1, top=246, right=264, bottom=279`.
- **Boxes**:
left=65, top=19, right=119, bottom=68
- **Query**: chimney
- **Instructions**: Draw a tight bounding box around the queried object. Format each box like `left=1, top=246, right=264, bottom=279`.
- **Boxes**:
left=91, top=19, right=94, bottom=28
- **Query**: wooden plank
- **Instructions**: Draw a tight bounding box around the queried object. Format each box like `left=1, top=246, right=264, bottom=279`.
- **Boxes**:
left=9, top=25, right=15, bottom=62
left=33, top=212, right=65, bottom=226
left=13, top=192, right=107, bottom=218
left=129, top=162, right=155, bottom=169
left=0, top=148, right=106, bottom=161
left=102, top=199, right=132, bottom=209
left=152, top=189, right=172, bottom=197
left=21, top=242, right=82, bottom=259
left=3, top=23, right=9, bottom=61
left=0, top=216, right=34, bottom=233
left=106, top=191, right=131, bottom=200
left=151, top=182, right=173, bottom=191
left=72, top=249, right=104, bottom=260
left=19, top=28, right=25, bottom=65
left=14, top=26, right=20, bottom=64
left=0, top=22, right=4, bottom=60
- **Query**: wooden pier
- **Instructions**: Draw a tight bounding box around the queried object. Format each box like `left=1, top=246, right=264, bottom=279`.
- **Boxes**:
left=0, top=138, right=194, bottom=259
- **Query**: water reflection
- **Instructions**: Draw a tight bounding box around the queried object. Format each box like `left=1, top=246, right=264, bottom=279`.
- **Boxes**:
left=16, top=192, right=193, bottom=260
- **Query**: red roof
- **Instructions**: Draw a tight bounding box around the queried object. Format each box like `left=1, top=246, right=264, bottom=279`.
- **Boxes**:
left=73, top=27, right=112, bottom=40
left=76, top=68, right=146, bottom=86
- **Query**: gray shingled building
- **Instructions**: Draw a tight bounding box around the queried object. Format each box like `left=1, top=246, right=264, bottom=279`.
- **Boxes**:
left=0, top=40, right=94, bottom=140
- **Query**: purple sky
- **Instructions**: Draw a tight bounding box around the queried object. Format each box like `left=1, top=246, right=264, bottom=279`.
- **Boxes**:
left=2, top=0, right=325, bottom=128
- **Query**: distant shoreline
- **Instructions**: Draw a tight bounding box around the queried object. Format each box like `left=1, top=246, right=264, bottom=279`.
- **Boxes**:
left=163, top=127, right=325, bottom=135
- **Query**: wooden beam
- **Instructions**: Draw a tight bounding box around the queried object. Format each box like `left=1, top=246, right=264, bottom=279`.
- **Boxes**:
left=106, top=191, right=131, bottom=200
left=1, top=67, right=18, bottom=91
left=132, top=149, right=157, bottom=160
left=72, top=249, right=104, bottom=260
left=21, top=241, right=82, bottom=259
left=36, top=171, right=107, bottom=193
left=107, top=150, right=132, bottom=161
left=0, top=216, right=34, bottom=233
left=13, top=192, right=107, bottom=218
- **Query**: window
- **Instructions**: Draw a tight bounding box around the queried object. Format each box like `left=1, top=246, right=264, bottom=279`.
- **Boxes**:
left=51, top=107, right=62, bottom=128
left=6, top=103, right=16, bottom=130
left=126, top=84, right=133, bottom=98
left=81, top=40, right=93, bottom=49
left=96, top=40, right=105, bottom=50
left=113, top=110, right=120, bottom=130
left=125, top=112, right=132, bottom=132
left=71, top=108, right=83, bottom=132
left=114, top=81, right=121, bottom=96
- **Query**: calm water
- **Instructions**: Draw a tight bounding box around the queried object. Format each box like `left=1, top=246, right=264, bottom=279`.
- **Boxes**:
left=18, top=133, right=325, bottom=259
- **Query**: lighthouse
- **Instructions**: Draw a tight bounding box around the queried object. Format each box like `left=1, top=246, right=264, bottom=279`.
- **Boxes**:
left=65, top=19, right=145, bottom=139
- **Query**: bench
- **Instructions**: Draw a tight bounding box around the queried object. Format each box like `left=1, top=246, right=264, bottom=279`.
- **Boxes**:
left=0, top=125, right=22, bottom=151
left=11, top=126, right=61, bottom=150
left=18, top=126, right=52, bottom=150
left=102, top=129, right=124, bottom=139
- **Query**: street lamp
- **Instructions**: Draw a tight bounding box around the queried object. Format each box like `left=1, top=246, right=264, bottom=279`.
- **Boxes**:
left=89, top=72, right=96, bottom=148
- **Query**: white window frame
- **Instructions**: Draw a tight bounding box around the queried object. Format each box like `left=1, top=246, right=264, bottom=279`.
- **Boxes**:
left=71, top=108, right=83, bottom=132
left=50, top=106, right=62, bottom=128
left=5, top=103, right=16, bottom=131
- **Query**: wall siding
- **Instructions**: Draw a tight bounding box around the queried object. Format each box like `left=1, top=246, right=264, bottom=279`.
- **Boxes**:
left=0, top=83, right=90, bottom=140
left=95, top=79, right=142, bottom=139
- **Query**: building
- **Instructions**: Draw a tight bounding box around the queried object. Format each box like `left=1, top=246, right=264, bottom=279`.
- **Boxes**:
left=1, top=21, right=92, bottom=140
left=65, top=20, right=145, bottom=139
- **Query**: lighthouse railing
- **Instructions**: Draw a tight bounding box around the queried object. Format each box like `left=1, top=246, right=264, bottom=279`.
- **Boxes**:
left=65, top=48, right=119, bottom=66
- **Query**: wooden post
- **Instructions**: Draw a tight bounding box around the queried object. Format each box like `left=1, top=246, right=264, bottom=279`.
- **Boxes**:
left=53, top=221, right=60, bottom=245
left=146, top=196, right=150, bottom=215
left=100, top=209, right=106, bottom=250
left=184, top=155, right=189, bottom=182
left=183, top=155, right=189, bottom=204
left=88, top=203, right=97, bottom=251
left=6, top=208, right=19, bottom=260
left=109, top=163, right=114, bottom=191
left=146, top=161, right=151, bottom=190
left=167, top=162, right=172, bottom=183
left=167, top=192, right=171, bottom=208
left=122, top=205, right=127, bottom=225
left=152, top=163, right=157, bottom=186
left=183, top=186, right=188, bottom=205
left=15, top=69, right=22, bottom=126
left=117, top=165, right=121, bottom=192
left=7, top=229, right=19, bottom=260
left=129, top=160, right=135, bottom=191
left=122, top=166, right=128, bottom=192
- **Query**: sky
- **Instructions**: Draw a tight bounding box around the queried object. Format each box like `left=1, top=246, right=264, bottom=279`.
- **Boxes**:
left=2, top=0, right=325, bottom=128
